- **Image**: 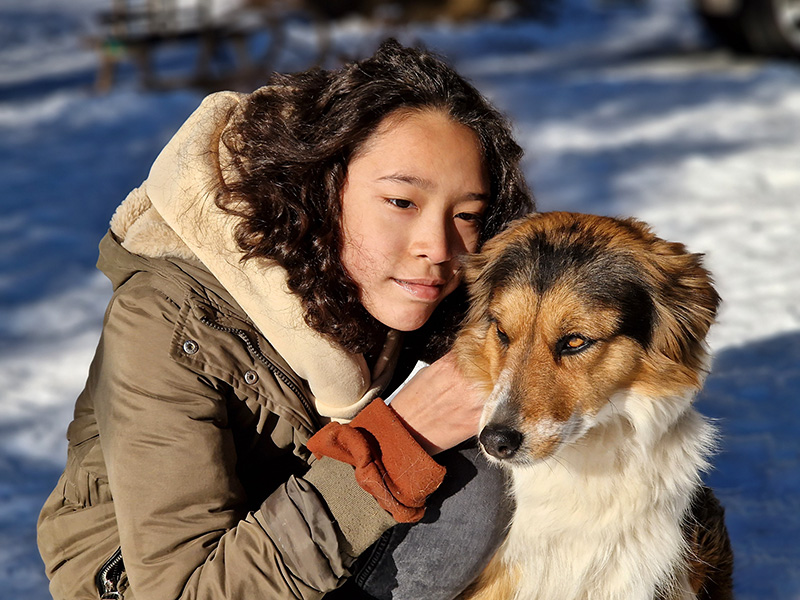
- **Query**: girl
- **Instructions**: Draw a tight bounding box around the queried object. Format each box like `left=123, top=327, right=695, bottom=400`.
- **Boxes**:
left=38, top=40, right=533, bottom=599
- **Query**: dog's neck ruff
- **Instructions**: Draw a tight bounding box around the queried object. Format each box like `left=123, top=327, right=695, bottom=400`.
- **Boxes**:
left=501, top=387, right=716, bottom=600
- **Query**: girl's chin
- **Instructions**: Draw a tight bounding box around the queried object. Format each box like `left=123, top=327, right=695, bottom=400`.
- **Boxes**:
left=382, top=314, right=435, bottom=332
left=367, top=304, right=438, bottom=332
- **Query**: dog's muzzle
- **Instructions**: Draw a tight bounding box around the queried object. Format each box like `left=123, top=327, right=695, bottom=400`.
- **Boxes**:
left=479, top=425, right=523, bottom=460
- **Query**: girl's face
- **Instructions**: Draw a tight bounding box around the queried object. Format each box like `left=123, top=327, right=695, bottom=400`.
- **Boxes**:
left=341, top=109, right=489, bottom=332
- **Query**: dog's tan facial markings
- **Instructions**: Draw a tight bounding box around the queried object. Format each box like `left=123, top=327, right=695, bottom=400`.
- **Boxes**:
left=454, top=212, right=720, bottom=468
left=474, top=282, right=648, bottom=465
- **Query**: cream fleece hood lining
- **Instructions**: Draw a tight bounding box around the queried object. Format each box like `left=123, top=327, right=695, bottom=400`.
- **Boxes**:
left=111, top=91, right=401, bottom=422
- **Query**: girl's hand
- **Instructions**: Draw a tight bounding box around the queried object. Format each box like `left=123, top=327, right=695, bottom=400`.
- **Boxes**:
left=389, top=351, right=485, bottom=455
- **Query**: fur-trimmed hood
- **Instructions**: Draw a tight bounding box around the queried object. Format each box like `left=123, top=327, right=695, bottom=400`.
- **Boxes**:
left=108, top=91, right=402, bottom=422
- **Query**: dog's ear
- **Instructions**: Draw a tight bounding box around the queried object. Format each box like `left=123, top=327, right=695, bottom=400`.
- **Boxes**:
left=462, top=250, right=490, bottom=288
left=646, top=238, right=720, bottom=372
left=460, top=250, right=494, bottom=325
left=461, top=221, right=520, bottom=326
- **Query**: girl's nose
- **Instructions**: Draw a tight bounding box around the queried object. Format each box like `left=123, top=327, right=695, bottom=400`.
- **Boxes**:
left=412, top=216, right=455, bottom=265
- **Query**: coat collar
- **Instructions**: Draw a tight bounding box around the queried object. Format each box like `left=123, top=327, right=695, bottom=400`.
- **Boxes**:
left=110, top=91, right=401, bottom=422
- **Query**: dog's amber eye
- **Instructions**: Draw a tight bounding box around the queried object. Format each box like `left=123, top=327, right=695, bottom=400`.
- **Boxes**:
left=567, top=337, right=585, bottom=349
left=495, top=324, right=510, bottom=348
left=559, top=335, right=592, bottom=355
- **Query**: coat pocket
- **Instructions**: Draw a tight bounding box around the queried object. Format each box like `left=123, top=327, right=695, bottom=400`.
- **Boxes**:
left=61, top=436, right=111, bottom=509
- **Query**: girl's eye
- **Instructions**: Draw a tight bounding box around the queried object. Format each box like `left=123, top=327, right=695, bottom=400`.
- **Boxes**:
left=386, top=198, right=414, bottom=209
left=558, top=335, right=593, bottom=356
left=455, top=212, right=483, bottom=225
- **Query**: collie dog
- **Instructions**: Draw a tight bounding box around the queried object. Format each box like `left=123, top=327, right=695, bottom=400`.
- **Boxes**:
left=455, top=212, right=733, bottom=600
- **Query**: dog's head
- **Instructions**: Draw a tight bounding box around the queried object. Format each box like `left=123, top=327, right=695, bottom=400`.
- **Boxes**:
left=453, top=212, right=720, bottom=466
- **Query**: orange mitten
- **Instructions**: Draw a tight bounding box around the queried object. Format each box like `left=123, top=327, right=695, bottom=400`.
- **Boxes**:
left=307, top=399, right=446, bottom=523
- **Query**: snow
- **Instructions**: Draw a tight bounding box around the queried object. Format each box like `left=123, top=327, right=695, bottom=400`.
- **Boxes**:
left=1, top=0, right=798, bottom=598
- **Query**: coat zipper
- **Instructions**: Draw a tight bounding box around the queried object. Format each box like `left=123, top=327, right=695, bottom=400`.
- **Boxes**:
left=95, top=546, right=125, bottom=599
left=199, top=316, right=320, bottom=430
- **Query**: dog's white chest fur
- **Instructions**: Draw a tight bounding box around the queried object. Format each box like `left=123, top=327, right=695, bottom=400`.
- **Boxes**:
left=495, top=392, right=715, bottom=600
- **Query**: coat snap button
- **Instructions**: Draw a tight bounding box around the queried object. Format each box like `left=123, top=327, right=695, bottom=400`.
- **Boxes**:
left=182, top=340, right=199, bottom=355
left=244, top=370, right=259, bottom=385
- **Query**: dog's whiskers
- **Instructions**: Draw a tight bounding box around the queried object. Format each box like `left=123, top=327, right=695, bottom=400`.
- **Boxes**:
left=541, top=453, right=573, bottom=475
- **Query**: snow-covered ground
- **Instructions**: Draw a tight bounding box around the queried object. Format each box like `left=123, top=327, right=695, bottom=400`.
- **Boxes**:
left=1, top=0, right=798, bottom=598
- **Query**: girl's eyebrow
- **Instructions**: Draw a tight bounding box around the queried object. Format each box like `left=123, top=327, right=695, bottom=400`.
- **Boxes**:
left=467, top=192, right=490, bottom=202
left=376, top=172, right=489, bottom=202
left=376, top=173, right=432, bottom=189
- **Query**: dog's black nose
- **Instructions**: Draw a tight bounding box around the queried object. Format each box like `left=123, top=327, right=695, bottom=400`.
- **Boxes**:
left=479, top=426, right=523, bottom=460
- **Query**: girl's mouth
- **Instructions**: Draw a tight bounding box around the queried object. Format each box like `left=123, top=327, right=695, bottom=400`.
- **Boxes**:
left=392, top=278, right=446, bottom=301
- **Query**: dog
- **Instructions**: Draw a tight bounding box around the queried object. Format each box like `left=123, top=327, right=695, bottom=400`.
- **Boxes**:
left=454, top=212, right=734, bottom=600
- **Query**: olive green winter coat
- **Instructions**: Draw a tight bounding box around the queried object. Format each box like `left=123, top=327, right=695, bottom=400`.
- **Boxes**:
left=37, top=91, right=413, bottom=599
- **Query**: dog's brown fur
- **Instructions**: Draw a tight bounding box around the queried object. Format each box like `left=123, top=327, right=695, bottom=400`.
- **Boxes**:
left=454, top=212, right=733, bottom=600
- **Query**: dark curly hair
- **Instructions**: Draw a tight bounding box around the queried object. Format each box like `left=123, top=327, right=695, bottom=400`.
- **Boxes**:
left=218, top=39, right=534, bottom=356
